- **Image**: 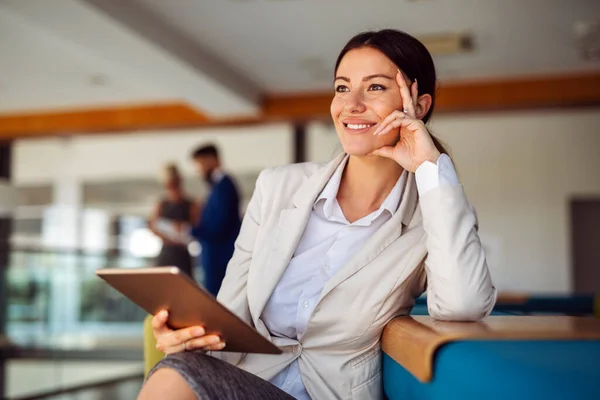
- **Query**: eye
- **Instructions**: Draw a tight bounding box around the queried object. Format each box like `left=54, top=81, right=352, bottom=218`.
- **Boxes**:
left=335, top=85, right=349, bottom=93
left=369, top=84, right=386, bottom=91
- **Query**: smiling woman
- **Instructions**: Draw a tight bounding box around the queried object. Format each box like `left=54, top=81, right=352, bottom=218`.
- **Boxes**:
left=139, top=29, right=496, bottom=400
left=331, top=30, right=448, bottom=166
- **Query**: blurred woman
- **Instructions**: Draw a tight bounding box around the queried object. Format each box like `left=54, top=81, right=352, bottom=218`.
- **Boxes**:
left=149, top=163, right=198, bottom=278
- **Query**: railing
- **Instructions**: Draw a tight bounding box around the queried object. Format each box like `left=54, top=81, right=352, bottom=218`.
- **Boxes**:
left=6, top=247, right=153, bottom=345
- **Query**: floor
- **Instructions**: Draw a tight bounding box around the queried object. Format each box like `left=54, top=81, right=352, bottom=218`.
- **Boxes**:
left=6, top=360, right=144, bottom=399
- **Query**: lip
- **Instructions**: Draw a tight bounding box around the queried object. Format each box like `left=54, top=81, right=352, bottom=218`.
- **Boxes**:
left=341, top=118, right=378, bottom=134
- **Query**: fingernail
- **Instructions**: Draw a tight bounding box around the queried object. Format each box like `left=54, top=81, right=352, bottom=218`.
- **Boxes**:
left=192, top=327, right=205, bottom=336
left=373, top=127, right=380, bottom=135
left=217, top=342, right=226, bottom=350
left=210, top=336, right=220, bottom=344
left=160, top=310, right=168, bottom=318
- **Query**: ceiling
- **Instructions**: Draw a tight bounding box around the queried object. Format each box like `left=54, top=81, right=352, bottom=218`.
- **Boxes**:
left=0, top=0, right=598, bottom=116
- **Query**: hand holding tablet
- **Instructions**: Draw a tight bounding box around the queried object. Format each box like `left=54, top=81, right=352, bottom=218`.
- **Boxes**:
left=96, top=267, right=281, bottom=355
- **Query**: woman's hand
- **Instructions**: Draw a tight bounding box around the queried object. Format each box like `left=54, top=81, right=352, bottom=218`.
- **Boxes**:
left=152, top=310, right=226, bottom=354
left=371, top=71, right=441, bottom=172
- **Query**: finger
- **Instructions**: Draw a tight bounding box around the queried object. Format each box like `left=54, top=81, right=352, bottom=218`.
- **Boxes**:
left=179, top=335, right=223, bottom=352
left=152, top=310, right=170, bottom=334
left=377, top=116, right=417, bottom=136
left=202, top=342, right=227, bottom=352
left=158, top=341, right=185, bottom=355
left=157, top=328, right=210, bottom=354
left=411, top=79, right=418, bottom=109
left=160, top=325, right=206, bottom=348
left=370, top=146, right=395, bottom=160
left=373, top=111, right=405, bottom=135
left=396, top=70, right=416, bottom=118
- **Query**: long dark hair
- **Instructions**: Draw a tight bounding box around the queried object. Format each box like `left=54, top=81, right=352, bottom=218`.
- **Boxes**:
left=335, top=29, right=448, bottom=155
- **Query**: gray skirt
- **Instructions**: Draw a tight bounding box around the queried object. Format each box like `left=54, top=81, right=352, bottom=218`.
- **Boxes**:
left=147, top=351, right=295, bottom=400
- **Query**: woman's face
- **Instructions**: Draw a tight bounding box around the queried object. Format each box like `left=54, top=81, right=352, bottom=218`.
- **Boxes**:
left=330, top=47, right=405, bottom=156
left=164, top=177, right=180, bottom=192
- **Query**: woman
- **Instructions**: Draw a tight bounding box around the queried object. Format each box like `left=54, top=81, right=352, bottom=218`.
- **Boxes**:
left=140, top=29, right=496, bottom=400
left=149, top=163, right=198, bottom=279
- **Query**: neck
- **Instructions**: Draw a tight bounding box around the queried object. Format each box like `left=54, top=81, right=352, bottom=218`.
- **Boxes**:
left=338, top=155, right=403, bottom=209
left=167, top=190, right=182, bottom=202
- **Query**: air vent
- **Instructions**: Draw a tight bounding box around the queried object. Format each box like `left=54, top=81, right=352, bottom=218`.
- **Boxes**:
left=417, top=32, right=473, bottom=55
left=574, top=21, right=600, bottom=61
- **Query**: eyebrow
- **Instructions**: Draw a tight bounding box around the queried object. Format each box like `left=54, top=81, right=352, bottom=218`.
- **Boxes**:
left=334, top=74, right=394, bottom=83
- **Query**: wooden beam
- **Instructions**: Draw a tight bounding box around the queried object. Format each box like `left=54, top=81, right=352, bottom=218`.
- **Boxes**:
left=1, top=72, right=599, bottom=139
left=436, top=72, right=600, bottom=112
left=263, top=72, right=600, bottom=117
left=0, top=103, right=209, bottom=139
left=261, top=92, right=332, bottom=120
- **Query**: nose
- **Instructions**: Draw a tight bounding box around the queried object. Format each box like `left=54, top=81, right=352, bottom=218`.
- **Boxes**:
left=343, top=91, right=367, bottom=114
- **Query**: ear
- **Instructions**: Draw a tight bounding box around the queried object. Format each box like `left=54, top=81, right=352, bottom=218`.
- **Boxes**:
left=415, top=94, right=433, bottom=120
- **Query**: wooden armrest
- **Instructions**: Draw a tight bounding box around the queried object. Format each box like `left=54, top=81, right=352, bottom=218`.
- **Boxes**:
left=496, top=292, right=530, bottom=304
left=382, top=316, right=600, bottom=383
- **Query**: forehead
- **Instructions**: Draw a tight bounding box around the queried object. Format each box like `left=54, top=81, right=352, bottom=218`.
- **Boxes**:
left=336, top=47, right=396, bottom=76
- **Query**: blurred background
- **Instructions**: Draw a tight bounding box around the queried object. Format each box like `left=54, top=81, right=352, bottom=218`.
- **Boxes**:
left=0, top=0, right=599, bottom=398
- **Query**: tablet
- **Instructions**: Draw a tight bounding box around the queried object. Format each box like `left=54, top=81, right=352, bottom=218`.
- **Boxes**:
left=96, top=266, right=281, bottom=354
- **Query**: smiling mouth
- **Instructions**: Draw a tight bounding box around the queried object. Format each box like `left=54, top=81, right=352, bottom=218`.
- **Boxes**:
left=343, top=123, right=377, bottom=131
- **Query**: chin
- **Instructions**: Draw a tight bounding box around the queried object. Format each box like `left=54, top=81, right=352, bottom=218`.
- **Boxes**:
left=338, top=137, right=374, bottom=156
left=341, top=144, right=375, bottom=157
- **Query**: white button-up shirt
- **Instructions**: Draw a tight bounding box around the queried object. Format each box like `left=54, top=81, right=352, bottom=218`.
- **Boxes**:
left=262, top=154, right=458, bottom=399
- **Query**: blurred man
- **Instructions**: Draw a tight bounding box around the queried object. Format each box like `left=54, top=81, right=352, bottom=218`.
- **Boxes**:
left=190, top=144, right=241, bottom=296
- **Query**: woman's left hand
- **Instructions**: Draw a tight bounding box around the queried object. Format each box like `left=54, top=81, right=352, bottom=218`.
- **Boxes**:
left=370, top=71, right=441, bottom=172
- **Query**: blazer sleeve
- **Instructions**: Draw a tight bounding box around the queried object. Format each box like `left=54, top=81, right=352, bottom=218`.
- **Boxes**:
left=419, top=184, right=497, bottom=321
left=191, top=178, right=238, bottom=241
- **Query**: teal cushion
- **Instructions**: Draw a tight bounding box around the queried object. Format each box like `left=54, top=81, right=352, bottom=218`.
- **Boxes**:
left=384, top=340, right=600, bottom=400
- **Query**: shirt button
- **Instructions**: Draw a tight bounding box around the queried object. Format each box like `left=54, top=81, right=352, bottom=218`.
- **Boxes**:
left=303, top=301, right=309, bottom=308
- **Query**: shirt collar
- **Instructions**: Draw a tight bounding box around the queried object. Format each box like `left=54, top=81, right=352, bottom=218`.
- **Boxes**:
left=314, top=156, right=407, bottom=223
left=211, top=169, right=225, bottom=185
left=314, top=157, right=347, bottom=220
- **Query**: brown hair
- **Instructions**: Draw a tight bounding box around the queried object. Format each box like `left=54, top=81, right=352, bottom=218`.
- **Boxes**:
left=161, top=163, right=181, bottom=186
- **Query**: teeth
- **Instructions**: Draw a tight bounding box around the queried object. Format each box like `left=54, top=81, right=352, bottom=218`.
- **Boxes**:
left=347, top=124, right=372, bottom=130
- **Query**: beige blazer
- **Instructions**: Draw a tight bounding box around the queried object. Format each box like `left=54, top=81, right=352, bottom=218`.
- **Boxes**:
left=214, top=154, right=496, bottom=399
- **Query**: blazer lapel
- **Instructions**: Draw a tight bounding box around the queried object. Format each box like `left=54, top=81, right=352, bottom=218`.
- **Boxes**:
left=250, top=154, right=346, bottom=320
left=317, top=172, right=420, bottom=303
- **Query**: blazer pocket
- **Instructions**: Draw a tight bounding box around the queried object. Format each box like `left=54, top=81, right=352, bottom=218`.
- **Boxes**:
left=351, top=346, right=381, bottom=369
left=351, top=370, right=382, bottom=400
left=351, top=347, right=383, bottom=399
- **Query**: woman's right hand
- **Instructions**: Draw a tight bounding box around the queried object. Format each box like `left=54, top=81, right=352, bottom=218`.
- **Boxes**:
left=152, top=310, right=226, bottom=354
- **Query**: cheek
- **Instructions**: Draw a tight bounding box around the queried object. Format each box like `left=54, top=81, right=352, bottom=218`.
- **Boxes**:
left=368, top=95, right=402, bottom=119
left=330, top=97, right=344, bottom=118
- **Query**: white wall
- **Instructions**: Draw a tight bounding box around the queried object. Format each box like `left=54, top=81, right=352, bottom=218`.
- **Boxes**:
left=13, top=123, right=293, bottom=184
left=12, top=110, right=600, bottom=293
left=308, top=109, right=600, bottom=293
